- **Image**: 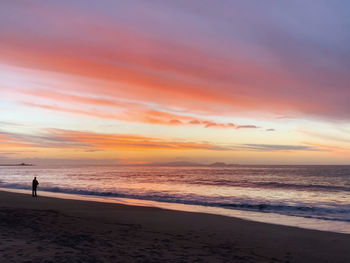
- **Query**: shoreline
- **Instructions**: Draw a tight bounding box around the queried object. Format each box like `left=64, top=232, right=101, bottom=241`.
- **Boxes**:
left=0, top=190, right=350, bottom=262
left=1, top=187, right=350, bottom=235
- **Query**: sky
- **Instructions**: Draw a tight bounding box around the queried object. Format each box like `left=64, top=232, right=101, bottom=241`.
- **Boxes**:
left=1, top=0, right=350, bottom=165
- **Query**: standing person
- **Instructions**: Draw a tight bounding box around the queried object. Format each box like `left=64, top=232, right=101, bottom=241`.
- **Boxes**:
left=32, top=176, right=39, bottom=197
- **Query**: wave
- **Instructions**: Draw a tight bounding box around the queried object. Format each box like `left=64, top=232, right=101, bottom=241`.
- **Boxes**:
left=253, top=182, right=350, bottom=192
left=1, top=183, right=350, bottom=222
left=188, top=180, right=350, bottom=192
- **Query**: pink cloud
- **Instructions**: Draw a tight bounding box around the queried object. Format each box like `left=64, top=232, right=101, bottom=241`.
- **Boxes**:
left=2, top=1, right=349, bottom=121
left=0, top=13, right=339, bottom=120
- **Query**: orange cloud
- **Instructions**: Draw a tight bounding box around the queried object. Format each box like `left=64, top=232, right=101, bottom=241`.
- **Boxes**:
left=0, top=129, right=231, bottom=152
left=0, top=133, right=36, bottom=148
left=20, top=90, right=260, bottom=129
left=48, top=129, right=227, bottom=151
left=1, top=128, right=325, bottom=154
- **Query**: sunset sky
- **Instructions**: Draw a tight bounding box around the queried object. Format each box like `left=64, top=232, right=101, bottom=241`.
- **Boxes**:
left=1, top=0, right=350, bottom=165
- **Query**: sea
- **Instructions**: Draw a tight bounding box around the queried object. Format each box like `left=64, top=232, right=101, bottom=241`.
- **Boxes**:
left=1, top=165, right=349, bottom=234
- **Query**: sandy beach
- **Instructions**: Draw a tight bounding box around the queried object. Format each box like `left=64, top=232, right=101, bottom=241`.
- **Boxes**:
left=0, top=190, right=349, bottom=263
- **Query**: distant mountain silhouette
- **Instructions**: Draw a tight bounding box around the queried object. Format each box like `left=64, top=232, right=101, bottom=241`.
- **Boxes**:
left=145, top=161, right=202, bottom=167
left=209, top=162, right=228, bottom=167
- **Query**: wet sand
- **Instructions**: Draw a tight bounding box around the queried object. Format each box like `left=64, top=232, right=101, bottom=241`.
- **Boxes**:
left=0, top=190, right=349, bottom=262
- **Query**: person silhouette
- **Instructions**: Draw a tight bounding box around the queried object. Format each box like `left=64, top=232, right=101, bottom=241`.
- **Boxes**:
left=32, top=176, right=39, bottom=197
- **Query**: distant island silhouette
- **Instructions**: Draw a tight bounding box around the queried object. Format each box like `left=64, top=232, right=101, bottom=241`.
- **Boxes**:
left=0, top=163, right=34, bottom=166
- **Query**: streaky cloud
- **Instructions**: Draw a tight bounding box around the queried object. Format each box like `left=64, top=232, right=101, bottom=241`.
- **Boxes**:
left=240, top=144, right=323, bottom=152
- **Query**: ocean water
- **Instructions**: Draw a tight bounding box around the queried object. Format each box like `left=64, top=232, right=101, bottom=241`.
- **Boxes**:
left=1, top=165, right=350, bottom=233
